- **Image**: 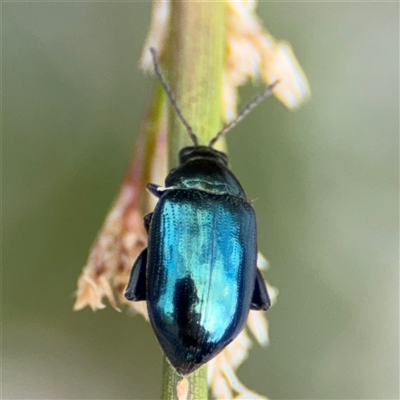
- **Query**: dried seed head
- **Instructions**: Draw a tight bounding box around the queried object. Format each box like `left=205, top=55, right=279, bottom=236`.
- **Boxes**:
left=224, top=1, right=310, bottom=119
left=74, top=78, right=167, bottom=317
left=73, top=186, right=149, bottom=317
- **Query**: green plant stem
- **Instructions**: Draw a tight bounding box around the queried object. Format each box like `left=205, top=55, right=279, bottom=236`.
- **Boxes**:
left=166, top=0, right=226, bottom=164
left=161, top=357, right=208, bottom=400
left=160, top=1, right=225, bottom=399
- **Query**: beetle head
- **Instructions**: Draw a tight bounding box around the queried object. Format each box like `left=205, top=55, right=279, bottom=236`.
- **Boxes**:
left=179, top=146, right=228, bottom=166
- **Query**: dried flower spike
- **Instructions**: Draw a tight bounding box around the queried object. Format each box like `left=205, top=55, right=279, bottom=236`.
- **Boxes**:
left=74, top=86, right=168, bottom=321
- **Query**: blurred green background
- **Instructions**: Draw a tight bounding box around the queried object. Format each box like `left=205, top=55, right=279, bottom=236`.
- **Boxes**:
left=3, top=2, right=398, bottom=399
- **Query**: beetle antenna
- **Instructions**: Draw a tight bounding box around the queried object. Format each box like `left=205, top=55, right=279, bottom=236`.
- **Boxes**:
left=150, top=48, right=199, bottom=147
left=209, top=81, right=279, bottom=147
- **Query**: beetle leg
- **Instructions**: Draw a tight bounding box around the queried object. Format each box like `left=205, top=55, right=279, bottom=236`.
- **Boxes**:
left=124, top=248, right=147, bottom=301
left=250, top=268, right=271, bottom=311
left=143, top=213, right=153, bottom=233
left=147, top=183, right=162, bottom=198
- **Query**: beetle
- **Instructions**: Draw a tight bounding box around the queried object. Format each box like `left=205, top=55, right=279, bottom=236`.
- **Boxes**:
left=125, top=49, right=277, bottom=376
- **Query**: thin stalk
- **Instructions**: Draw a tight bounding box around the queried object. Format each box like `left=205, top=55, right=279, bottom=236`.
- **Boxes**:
left=160, top=1, right=225, bottom=399
left=161, top=357, right=208, bottom=400
left=165, top=0, right=226, bottom=164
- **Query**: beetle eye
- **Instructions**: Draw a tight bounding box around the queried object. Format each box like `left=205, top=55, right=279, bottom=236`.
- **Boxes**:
left=218, top=152, right=228, bottom=165
left=179, top=147, right=195, bottom=164
left=210, top=148, right=228, bottom=166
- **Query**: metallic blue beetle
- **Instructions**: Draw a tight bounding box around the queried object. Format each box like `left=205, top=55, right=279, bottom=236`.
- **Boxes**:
left=125, top=49, right=275, bottom=376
